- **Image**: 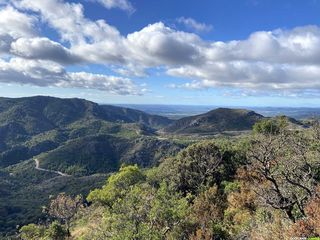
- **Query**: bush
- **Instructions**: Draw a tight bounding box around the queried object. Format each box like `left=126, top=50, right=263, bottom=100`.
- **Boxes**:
left=45, top=221, right=68, bottom=240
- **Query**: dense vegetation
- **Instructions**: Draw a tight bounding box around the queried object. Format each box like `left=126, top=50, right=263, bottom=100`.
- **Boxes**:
left=0, top=96, right=316, bottom=239
left=0, top=96, right=184, bottom=236
left=0, top=96, right=175, bottom=168
left=17, top=119, right=320, bottom=239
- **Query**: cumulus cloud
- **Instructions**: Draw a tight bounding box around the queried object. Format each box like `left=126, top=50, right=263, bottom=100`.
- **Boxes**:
left=0, top=34, right=13, bottom=54
left=11, top=37, right=83, bottom=64
left=0, top=58, right=141, bottom=95
left=203, top=26, right=320, bottom=64
left=5, top=0, right=320, bottom=97
left=166, top=26, right=320, bottom=93
left=93, top=0, right=135, bottom=14
left=0, top=6, right=38, bottom=55
left=64, top=72, right=141, bottom=95
left=0, top=6, right=37, bottom=38
left=15, top=0, right=120, bottom=44
left=126, top=22, right=203, bottom=66
left=0, top=58, right=66, bottom=86
left=167, top=62, right=320, bottom=93
left=177, top=17, right=213, bottom=33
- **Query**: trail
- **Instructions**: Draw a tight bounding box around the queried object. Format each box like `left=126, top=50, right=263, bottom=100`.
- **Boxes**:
left=34, top=158, right=70, bottom=177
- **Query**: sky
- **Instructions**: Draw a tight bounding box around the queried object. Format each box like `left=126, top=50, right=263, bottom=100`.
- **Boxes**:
left=1, top=0, right=320, bottom=106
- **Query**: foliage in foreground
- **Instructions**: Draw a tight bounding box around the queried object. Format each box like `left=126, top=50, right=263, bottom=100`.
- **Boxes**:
left=19, top=119, right=320, bottom=239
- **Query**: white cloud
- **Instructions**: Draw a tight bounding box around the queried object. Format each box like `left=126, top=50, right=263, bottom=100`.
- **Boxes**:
left=0, top=6, right=37, bottom=38
left=15, top=0, right=120, bottom=44
left=167, top=61, right=320, bottom=92
left=177, top=17, right=213, bottom=33
left=6, top=0, right=320, bottom=97
left=93, top=0, right=135, bottom=14
left=126, top=22, right=203, bottom=66
left=0, top=6, right=38, bottom=55
left=11, top=37, right=83, bottom=64
left=0, top=58, right=141, bottom=95
left=0, top=58, right=65, bottom=86
left=64, top=72, right=142, bottom=95
left=0, top=34, right=13, bottom=54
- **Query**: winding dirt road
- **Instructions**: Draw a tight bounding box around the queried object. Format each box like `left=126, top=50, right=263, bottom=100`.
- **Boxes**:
left=34, top=158, right=70, bottom=177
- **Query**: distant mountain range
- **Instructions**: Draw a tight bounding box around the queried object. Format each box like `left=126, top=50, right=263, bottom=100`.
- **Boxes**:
left=0, top=96, right=307, bottom=171
left=0, top=97, right=308, bottom=170
left=118, top=104, right=320, bottom=120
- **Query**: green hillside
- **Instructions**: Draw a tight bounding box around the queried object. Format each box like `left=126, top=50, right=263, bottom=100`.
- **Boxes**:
left=0, top=96, right=181, bottom=236
left=37, top=135, right=184, bottom=176
left=0, top=96, right=309, bottom=238
left=163, top=108, right=264, bottom=134
left=0, top=96, right=174, bottom=167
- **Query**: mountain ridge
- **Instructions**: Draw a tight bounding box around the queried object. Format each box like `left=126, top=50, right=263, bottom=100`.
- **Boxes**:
left=0, top=96, right=176, bottom=168
left=162, top=108, right=265, bottom=134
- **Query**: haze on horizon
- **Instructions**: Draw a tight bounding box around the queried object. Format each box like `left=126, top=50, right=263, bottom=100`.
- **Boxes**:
left=0, top=0, right=320, bottom=107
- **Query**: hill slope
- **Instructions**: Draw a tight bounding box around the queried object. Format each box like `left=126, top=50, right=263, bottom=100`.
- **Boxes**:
left=101, top=104, right=173, bottom=128
left=0, top=96, right=175, bottom=167
left=0, top=96, right=172, bottom=138
left=0, top=96, right=182, bottom=236
left=163, top=108, right=264, bottom=134
left=37, top=135, right=184, bottom=176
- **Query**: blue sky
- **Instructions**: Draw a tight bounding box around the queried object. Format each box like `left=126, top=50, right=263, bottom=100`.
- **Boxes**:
left=1, top=0, right=320, bottom=106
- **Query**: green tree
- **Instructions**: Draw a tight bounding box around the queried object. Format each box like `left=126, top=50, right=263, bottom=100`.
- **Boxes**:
left=86, top=166, right=191, bottom=239
left=253, top=117, right=289, bottom=135
left=158, top=140, right=246, bottom=195
left=45, top=221, right=68, bottom=240
left=19, top=224, right=44, bottom=240
left=87, top=164, right=145, bottom=206
left=149, top=182, right=191, bottom=239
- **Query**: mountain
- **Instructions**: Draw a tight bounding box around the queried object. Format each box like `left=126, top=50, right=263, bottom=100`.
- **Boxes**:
left=0, top=96, right=176, bottom=168
left=101, top=105, right=174, bottom=128
left=162, top=108, right=265, bottom=134
left=37, top=135, right=184, bottom=176
left=0, top=96, right=183, bottom=235
left=0, top=96, right=172, bottom=138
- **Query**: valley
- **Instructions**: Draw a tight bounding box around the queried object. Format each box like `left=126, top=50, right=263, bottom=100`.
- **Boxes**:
left=1, top=1, right=320, bottom=238
left=0, top=96, right=314, bottom=237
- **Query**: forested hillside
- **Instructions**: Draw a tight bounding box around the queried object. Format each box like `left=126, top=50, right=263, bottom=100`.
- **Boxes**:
left=1, top=97, right=317, bottom=239
left=0, top=96, right=184, bottom=236
left=163, top=108, right=265, bottom=134
left=17, top=118, right=320, bottom=239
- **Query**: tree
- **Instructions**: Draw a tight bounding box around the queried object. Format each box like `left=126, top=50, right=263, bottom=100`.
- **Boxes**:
left=223, top=179, right=257, bottom=238
left=149, top=182, right=191, bottom=239
left=288, top=186, right=320, bottom=237
left=85, top=166, right=191, bottom=239
left=45, top=221, right=68, bottom=240
left=245, top=124, right=320, bottom=222
left=159, top=142, right=224, bottom=195
left=189, top=186, right=228, bottom=239
left=253, top=117, right=287, bottom=135
left=87, top=164, right=145, bottom=207
left=19, top=224, right=44, bottom=240
left=159, top=140, right=247, bottom=196
left=48, top=193, right=83, bottom=236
